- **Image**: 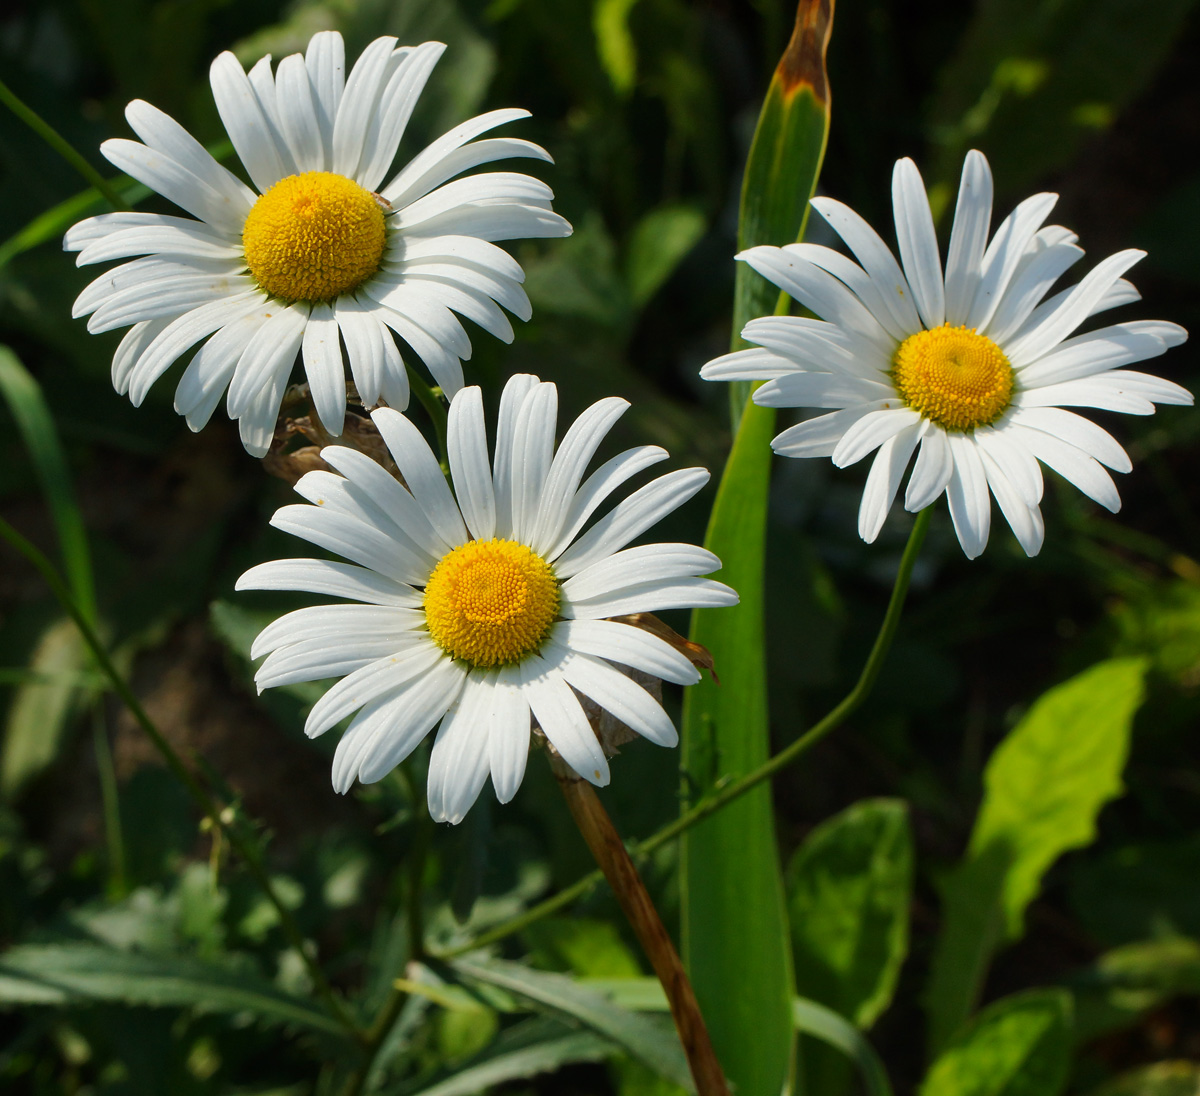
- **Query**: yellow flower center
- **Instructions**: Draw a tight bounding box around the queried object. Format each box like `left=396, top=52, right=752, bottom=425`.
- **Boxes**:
left=891, top=324, right=1014, bottom=432
left=242, top=171, right=387, bottom=303
left=423, top=538, right=560, bottom=668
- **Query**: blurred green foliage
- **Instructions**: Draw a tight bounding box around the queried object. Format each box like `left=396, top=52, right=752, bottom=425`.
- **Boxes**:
left=1, top=0, right=1199, bottom=1092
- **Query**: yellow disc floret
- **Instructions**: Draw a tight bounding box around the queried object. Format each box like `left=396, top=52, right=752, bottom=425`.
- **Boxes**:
left=423, top=538, right=560, bottom=668
left=891, top=324, right=1014, bottom=432
left=242, top=171, right=386, bottom=302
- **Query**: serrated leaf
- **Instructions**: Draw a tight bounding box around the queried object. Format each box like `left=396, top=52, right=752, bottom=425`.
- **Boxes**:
left=920, top=990, right=1072, bottom=1096
left=0, top=942, right=345, bottom=1036
left=787, top=798, right=913, bottom=1029
left=449, top=956, right=694, bottom=1091
left=927, top=659, right=1146, bottom=1053
left=398, top=1015, right=615, bottom=1096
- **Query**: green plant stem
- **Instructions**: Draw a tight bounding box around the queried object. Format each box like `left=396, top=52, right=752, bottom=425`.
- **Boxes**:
left=436, top=506, right=932, bottom=959
left=405, top=364, right=449, bottom=469
left=0, top=77, right=128, bottom=210
left=92, top=702, right=127, bottom=898
left=0, top=515, right=362, bottom=1045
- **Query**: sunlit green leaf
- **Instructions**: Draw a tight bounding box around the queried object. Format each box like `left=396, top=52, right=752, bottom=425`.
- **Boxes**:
left=1087, top=1060, right=1200, bottom=1096
left=927, top=659, right=1147, bottom=1052
left=626, top=204, right=706, bottom=310
left=920, top=990, right=1072, bottom=1096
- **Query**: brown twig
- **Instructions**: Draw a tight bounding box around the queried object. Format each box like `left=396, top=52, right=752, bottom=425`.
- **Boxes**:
left=554, top=761, right=730, bottom=1096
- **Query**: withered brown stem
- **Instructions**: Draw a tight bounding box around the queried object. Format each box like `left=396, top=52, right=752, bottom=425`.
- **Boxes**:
left=553, top=761, right=730, bottom=1096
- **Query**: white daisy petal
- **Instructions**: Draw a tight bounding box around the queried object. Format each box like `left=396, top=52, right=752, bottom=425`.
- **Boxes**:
left=755, top=372, right=895, bottom=409
left=831, top=408, right=922, bottom=468
left=1017, top=370, right=1193, bottom=415
left=492, top=373, right=539, bottom=538
left=943, top=150, right=993, bottom=326
left=978, top=446, right=1045, bottom=557
left=255, top=636, right=406, bottom=691
left=333, top=299, right=385, bottom=406
left=1014, top=320, right=1186, bottom=388
left=510, top=382, right=559, bottom=544
left=966, top=192, right=1058, bottom=332
left=1009, top=406, right=1131, bottom=472
left=520, top=655, right=609, bottom=787
left=428, top=675, right=494, bottom=824
left=237, top=365, right=291, bottom=457
left=304, top=30, right=345, bottom=159
left=904, top=425, right=954, bottom=512
left=302, top=302, right=347, bottom=434
left=984, top=242, right=1084, bottom=346
left=555, top=619, right=700, bottom=686
left=787, top=243, right=911, bottom=342
left=226, top=304, right=309, bottom=419
left=275, top=53, right=326, bottom=173
left=175, top=307, right=271, bottom=427
left=270, top=503, right=430, bottom=585
left=209, top=51, right=293, bottom=192
left=1004, top=423, right=1122, bottom=512
left=561, top=544, right=721, bottom=603
left=489, top=666, right=532, bottom=805
left=553, top=468, right=710, bottom=578
left=563, top=577, right=738, bottom=619
left=235, top=558, right=419, bottom=606
left=546, top=445, right=671, bottom=561
left=891, top=157, right=945, bottom=329
left=357, top=41, right=446, bottom=192
left=398, top=201, right=572, bottom=243
left=1005, top=249, right=1146, bottom=365
left=373, top=305, right=465, bottom=396
left=973, top=424, right=1043, bottom=506
left=250, top=604, right=424, bottom=660
left=447, top=386, right=497, bottom=540
left=332, top=37, right=402, bottom=180
left=547, top=641, right=678, bottom=747
left=74, top=219, right=243, bottom=266
left=858, top=423, right=921, bottom=542
left=771, top=404, right=892, bottom=460
left=112, top=319, right=169, bottom=396
left=700, top=347, right=803, bottom=383
left=810, top=196, right=921, bottom=334
left=945, top=434, right=992, bottom=559
left=246, top=55, right=300, bottom=178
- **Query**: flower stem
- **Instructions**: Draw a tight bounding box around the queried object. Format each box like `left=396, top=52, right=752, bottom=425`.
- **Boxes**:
left=0, top=77, right=129, bottom=211
left=0, top=515, right=363, bottom=1045
left=555, top=763, right=730, bottom=1096
left=438, top=506, right=932, bottom=957
left=405, top=364, right=449, bottom=470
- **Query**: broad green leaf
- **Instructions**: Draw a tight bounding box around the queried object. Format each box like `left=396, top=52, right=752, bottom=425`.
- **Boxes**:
left=1072, top=936, right=1200, bottom=1042
left=729, top=0, right=833, bottom=421
left=594, top=0, right=642, bottom=96
left=679, top=6, right=833, bottom=1094
left=626, top=204, right=706, bottom=310
left=1, top=617, right=90, bottom=796
left=920, top=990, right=1072, bottom=1096
left=787, top=798, right=913, bottom=1028
left=398, top=1016, right=615, bottom=1096
left=449, top=956, right=694, bottom=1091
left=1088, top=1061, right=1200, bottom=1096
left=0, top=346, right=95, bottom=623
left=927, top=659, right=1146, bottom=1052
left=926, top=0, right=1196, bottom=199
left=524, top=917, right=642, bottom=979
left=0, top=942, right=345, bottom=1036
left=584, top=979, right=895, bottom=1096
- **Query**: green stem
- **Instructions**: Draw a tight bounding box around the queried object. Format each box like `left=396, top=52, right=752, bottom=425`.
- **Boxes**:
left=435, top=507, right=932, bottom=959
left=92, top=702, right=127, bottom=898
left=0, top=78, right=128, bottom=211
left=0, top=515, right=363, bottom=1045
left=405, top=364, right=449, bottom=470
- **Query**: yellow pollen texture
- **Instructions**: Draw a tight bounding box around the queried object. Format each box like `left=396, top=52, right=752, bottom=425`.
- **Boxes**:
left=891, top=324, right=1014, bottom=432
left=242, top=171, right=386, bottom=303
left=423, top=539, right=560, bottom=668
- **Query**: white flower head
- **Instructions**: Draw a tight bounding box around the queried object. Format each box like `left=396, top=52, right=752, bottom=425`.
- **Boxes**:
left=236, top=374, right=736, bottom=822
left=702, top=150, right=1192, bottom=558
left=65, top=31, right=571, bottom=456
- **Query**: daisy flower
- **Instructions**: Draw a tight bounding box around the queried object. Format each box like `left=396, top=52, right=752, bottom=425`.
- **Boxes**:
left=235, top=374, right=736, bottom=822
left=701, top=150, right=1191, bottom=558
left=65, top=31, right=570, bottom=456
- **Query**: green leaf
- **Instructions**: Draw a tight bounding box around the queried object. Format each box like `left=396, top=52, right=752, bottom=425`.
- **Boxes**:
left=593, top=0, right=641, bottom=96
left=926, top=0, right=1197, bottom=199
left=584, top=979, right=895, bottom=1096
left=787, top=797, right=913, bottom=1029
left=1072, top=936, right=1200, bottom=1042
left=398, top=1016, right=616, bottom=1096
left=0, top=346, right=95, bottom=624
left=1, top=617, right=90, bottom=797
left=626, top=204, right=706, bottom=310
left=927, top=659, right=1146, bottom=1052
left=920, top=990, right=1073, bottom=1096
left=1087, top=1061, right=1200, bottom=1096
left=678, top=6, right=833, bottom=1093
left=448, top=956, right=694, bottom=1091
left=0, top=942, right=345, bottom=1036
left=729, top=0, right=833, bottom=419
